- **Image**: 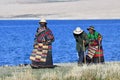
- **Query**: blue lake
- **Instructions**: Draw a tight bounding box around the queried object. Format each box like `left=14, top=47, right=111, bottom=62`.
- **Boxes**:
left=0, top=19, right=120, bottom=66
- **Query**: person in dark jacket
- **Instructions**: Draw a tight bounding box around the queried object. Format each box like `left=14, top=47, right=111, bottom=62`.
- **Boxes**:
left=73, top=27, right=89, bottom=66
left=30, top=18, right=55, bottom=68
left=87, top=26, right=104, bottom=64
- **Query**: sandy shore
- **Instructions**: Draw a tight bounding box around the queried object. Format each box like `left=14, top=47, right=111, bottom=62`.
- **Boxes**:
left=0, top=0, right=120, bottom=19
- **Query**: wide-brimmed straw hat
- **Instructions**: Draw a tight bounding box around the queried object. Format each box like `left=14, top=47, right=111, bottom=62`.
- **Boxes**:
left=87, top=26, right=95, bottom=31
left=39, top=18, right=47, bottom=23
left=73, top=27, right=83, bottom=34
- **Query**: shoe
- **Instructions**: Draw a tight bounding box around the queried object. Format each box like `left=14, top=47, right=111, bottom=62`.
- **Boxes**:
left=30, top=64, right=39, bottom=69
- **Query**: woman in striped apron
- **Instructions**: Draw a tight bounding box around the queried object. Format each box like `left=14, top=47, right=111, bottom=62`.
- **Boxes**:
left=30, top=18, right=55, bottom=68
left=87, top=26, right=104, bottom=64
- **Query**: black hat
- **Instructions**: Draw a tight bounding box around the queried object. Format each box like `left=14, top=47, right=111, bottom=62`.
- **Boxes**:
left=87, top=26, right=95, bottom=31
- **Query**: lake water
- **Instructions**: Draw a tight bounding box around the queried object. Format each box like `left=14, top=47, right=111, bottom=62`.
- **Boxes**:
left=0, top=19, right=120, bottom=66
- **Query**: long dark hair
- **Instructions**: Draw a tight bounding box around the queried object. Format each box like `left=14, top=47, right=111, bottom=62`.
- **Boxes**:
left=44, top=23, right=47, bottom=28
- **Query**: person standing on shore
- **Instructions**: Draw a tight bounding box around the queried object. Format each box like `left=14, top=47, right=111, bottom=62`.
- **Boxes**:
left=30, top=18, right=55, bottom=68
left=73, top=27, right=89, bottom=66
left=87, top=26, right=104, bottom=64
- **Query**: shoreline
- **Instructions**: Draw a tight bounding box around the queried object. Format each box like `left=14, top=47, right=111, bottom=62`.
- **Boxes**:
left=0, top=61, right=120, bottom=67
left=0, top=18, right=120, bottom=20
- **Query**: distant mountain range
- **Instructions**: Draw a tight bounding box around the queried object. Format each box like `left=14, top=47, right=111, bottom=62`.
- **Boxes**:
left=0, top=0, right=80, bottom=4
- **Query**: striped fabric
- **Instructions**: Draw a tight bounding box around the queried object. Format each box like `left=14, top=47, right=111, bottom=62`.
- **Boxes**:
left=94, top=49, right=103, bottom=57
left=30, top=43, right=50, bottom=62
left=87, top=46, right=98, bottom=58
left=87, top=40, right=104, bottom=63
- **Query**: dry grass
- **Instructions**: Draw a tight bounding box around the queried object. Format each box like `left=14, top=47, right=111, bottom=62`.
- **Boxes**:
left=0, top=62, right=120, bottom=80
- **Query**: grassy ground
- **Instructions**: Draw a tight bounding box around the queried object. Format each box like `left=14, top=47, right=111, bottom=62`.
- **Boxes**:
left=0, top=62, right=120, bottom=80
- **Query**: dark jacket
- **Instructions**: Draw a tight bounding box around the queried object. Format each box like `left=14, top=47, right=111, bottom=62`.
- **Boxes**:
left=73, top=31, right=89, bottom=52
